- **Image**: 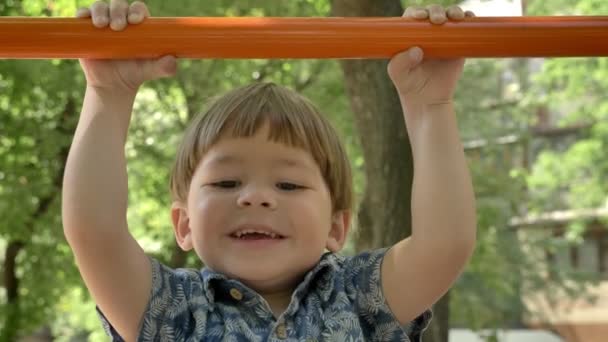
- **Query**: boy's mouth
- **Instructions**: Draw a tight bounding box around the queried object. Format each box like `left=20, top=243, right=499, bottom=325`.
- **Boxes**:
left=230, top=226, right=286, bottom=240
left=230, top=232, right=285, bottom=240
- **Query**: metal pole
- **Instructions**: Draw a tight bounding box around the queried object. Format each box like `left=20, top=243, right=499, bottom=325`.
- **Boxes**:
left=1, top=16, right=607, bottom=59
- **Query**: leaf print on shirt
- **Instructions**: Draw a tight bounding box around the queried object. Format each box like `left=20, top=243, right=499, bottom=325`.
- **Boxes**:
left=96, top=248, right=432, bottom=342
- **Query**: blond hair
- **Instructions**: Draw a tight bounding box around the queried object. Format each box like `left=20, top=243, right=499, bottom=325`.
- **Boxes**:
left=170, top=82, right=353, bottom=213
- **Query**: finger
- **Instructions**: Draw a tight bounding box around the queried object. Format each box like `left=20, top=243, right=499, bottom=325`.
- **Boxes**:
left=446, top=5, right=465, bottom=21
left=426, top=4, right=447, bottom=24
left=405, top=6, right=428, bottom=19
left=90, top=1, right=110, bottom=28
left=465, top=10, right=476, bottom=18
left=75, top=7, right=91, bottom=18
left=404, top=7, right=415, bottom=18
left=404, top=6, right=425, bottom=19
left=388, top=46, right=424, bottom=77
left=143, top=55, right=178, bottom=81
left=128, top=1, right=150, bottom=24
left=414, top=6, right=429, bottom=19
left=408, top=46, right=424, bottom=65
left=109, top=0, right=129, bottom=31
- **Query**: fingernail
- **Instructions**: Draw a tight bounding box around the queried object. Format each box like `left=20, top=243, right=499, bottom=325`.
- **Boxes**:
left=431, top=15, right=446, bottom=24
left=129, top=13, right=141, bottom=22
left=94, top=16, right=108, bottom=26
left=410, top=47, right=422, bottom=62
left=111, top=18, right=124, bottom=30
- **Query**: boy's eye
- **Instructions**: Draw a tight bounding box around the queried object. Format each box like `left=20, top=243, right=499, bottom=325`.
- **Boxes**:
left=212, top=180, right=240, bottom=188
left=277, top=182, right=303, bottom=191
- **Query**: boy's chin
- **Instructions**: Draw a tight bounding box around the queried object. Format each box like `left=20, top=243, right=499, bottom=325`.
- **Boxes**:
left=234, top=269, right=302, bottom=292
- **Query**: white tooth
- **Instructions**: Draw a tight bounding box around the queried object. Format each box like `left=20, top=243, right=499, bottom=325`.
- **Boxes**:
left=234, top=229, right=281, bottom=238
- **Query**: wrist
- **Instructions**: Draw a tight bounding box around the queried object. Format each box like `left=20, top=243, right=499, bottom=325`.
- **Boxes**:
left=401, top=98, right=455, bottom=117
left=421, top=101, right=455, bottom=114
left=79, top=86, right=138, bottom=141
left=86, top=85, right=138, bottom=101
left=400, top=99, right=457, bottom=144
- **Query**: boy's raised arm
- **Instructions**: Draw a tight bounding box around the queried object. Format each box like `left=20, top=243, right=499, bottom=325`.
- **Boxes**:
left=62, top=1, right=176, bottom=341
left=380, top=4, right=477, bottom=326
left=63, top=85, right=151, bottom=342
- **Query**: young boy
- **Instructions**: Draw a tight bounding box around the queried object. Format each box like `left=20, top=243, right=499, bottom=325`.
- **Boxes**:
left=62, top=1, right=477, bottom=341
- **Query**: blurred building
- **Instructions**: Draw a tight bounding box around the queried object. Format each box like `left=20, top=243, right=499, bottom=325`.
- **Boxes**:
left=457, top=1, right=608, bottom=342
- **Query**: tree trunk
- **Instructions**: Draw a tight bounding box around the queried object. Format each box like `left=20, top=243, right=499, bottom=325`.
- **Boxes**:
left=0, top=98, right=75, bottom=341
left=3, top=241, right=25, bottom=341
left=425, top=293, right=450, bottom=342
left=330, top=1, right=449, bottom=341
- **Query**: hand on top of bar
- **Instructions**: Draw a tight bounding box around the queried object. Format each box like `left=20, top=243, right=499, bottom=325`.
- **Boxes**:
left=387, top=4, right=475, bottom=112
left=75, top=0, right=177, bottom=92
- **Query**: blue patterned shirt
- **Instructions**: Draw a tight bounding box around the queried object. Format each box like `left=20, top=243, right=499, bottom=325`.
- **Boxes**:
left=98, top=248, right=432, bottom=341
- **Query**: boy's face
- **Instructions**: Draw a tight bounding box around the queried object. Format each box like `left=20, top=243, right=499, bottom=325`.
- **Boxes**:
left=172, top=123, right=350, bottom=292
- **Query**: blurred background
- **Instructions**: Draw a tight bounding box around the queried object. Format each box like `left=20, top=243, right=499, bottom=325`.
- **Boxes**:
left=0, top=0, right=606, bottom=341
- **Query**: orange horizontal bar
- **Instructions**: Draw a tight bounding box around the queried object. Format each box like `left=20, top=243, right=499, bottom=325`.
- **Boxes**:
left=0, top=16, right=607, bottom=59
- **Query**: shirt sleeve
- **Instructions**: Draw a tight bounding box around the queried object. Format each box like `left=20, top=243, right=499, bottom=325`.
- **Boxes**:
left=342, top=248, right=433, bottom=341
left=96, top=256, right=207, bottom=342
left=96, top=307, right=124, bottom=342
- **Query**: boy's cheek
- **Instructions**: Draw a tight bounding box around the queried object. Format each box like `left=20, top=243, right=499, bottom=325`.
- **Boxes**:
left=192, top=195, right=235, bottom=224
left=194, top=197, right=223, bottom=216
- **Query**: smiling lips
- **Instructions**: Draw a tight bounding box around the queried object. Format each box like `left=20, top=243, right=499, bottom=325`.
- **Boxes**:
left=230, top=225, right=286, bottom=240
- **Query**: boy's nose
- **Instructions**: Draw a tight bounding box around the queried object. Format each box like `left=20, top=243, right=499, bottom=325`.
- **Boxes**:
left=237, top=188, right=277, bottom=209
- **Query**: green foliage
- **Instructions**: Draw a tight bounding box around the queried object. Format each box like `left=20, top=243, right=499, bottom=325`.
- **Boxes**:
left=0, top=1, right=353, bottom=339
left=0, top=40, right=85, bottom=337
left=450, top=0, right=608, bottom=334
left=1, top=0, right=606, bottom=340
left=524, top=0, right=608, bottom=213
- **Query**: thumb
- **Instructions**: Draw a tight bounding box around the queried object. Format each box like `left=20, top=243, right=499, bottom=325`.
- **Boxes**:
left=142, top=55, right=177, bottom=81
left=387, top=47, right=423, bottom=81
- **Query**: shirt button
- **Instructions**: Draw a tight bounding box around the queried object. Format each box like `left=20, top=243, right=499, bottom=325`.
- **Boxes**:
left=229, top=288, right=243, bottom=301
left=276, top=323, right=287, bottom=339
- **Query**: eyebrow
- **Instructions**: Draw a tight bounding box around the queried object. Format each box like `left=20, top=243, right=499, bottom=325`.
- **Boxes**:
left=274, top=157, right=309, bottom=169
left=204, top=154, right=316, bottom=172
left=204, top=155, right=242, bottom=167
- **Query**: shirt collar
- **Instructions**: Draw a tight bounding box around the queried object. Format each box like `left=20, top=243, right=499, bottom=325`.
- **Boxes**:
left=200, top=251, right=342, bottom=308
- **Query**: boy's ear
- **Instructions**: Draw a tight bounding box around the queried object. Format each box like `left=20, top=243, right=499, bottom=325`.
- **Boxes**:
left=326, top=210, right=352, bottom=253
left=171, top=202, right=193, bottom=251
